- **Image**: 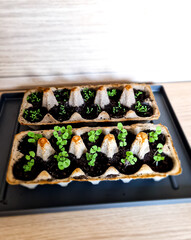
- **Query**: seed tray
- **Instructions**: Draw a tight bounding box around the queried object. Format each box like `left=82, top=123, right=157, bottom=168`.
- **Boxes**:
left=0, top=86, right=190, bottom=216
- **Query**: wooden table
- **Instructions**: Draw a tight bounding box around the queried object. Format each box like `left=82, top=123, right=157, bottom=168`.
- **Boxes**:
left=1, top=82, right=191, bottom=240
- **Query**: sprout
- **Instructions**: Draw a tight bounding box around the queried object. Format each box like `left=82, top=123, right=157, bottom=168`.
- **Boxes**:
left=27, top=92, right=41, bottom=103
left=135, top=91, right=143, bottom=99
left=82, top=88, right=95, bottom=102
left=53, top=125, right=73, bottom=170
left=157, top=143, right=164, bottom=153
left=107, top=89, right=117, bottom=97
left=113, top=102, right=122, bottom=114
left=54, top=150, right=71, bottom=170
left=156, top=126, right=162, bottom=135
left=121, top=151, right=137, bottom=165
left=88, top=129, right=102, bottom=143
left=153, top=143, right=165, bottom=165
left=59, top=105, right=66, bottom=115
left=53, top=125, right=72, bottom=144
left=55, top=90, right=70, bottom=101
left=28, top=132, right=42, bottom=143
left=135, top=101, right=147, bottom=113
left=97, top=104, right=102, bottom=113
left=23, top=151, right=36, bottom=172
left=86, top=145, right=101, bottom=166
left=153, top=154, right=165, bottom=163
left=58, top=159, right=70, bottom=170
left=86, top=107, right=93, bottom=114
left=149, top=126, right=162, bottom=143
left=117, top=123, right=128, bottom=147
left=23, top=109, right=43, bottom=122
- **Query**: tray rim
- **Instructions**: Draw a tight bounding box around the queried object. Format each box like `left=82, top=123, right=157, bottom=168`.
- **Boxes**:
left=1, top=197, right=191, bottom=217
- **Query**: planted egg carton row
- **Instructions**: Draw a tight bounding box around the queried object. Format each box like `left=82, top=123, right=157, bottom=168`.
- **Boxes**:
left=6, top=124, right=181, bottom=188
left=18, top=84, right=160, bottom=126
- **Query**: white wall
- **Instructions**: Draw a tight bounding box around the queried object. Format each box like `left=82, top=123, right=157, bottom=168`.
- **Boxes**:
left=106, top=0, right=191, bottom=82
left=0, top=0, right=191, bottom=89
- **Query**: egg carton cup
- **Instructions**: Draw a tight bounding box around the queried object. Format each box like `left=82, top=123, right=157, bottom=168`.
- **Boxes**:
left=18, top=84, right=160, bottom=126
left=6, top=123, right=181, bottom=189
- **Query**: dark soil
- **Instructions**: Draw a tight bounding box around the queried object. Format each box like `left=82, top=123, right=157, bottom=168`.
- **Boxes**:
left=13, top=129, right=173, bottom=181
left=81, top=88, right=96, bottom=104
left=49, top=103, right=102, bottom=121
left=145, top=131, right=166, bottom=148
left=13, top=156, right=45, bottom=181
left=132, top=103, right=153, bottom=117
left=104, top=103, right=129, bottom=118
left=27, top=92, right=43, bottom=108
left=48, top=135, right=73, bottom=153
left=107, top=88, right=122, bottom=104
left=133, top=89, right=149, bottom=101
left=147, top=154, right=173, bottom=172
left=143, top=132, right=172, bottom=172
left=79, top=104, right=101, bottom=119
left=81, top=132, right=105, bottom=150
left=18, top=135, right=37, bottom=155
left=110, top=129, right=136, bottom=148
left=49, top=103, right=75, bottom=122
left=23, top=107, right=47, bottom=122
left=54, top=89, right=70, bottom=104
left=77, top=152, right=109, bottom=177
left=45, top=154, right=77, bottom=179
left=144, top=150, right=173, bottom=172
left=111, top=148, right=143, bottom=175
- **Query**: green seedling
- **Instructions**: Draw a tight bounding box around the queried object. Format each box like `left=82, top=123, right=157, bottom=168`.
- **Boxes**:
left=135, top=101, right=147, bottom=113
left=23, top=151, right=35, bottom=172
left=55, top=90, right=70, bottom=101
left=23, top=109, right=42, bottom=122
left=121, top=151, right=137, bottom=165
left=88, top=129, right=102, bottom=143
left=86, top=145, right=101, bottom=166
left=107, top=89, right=117, bottom=97
left=153, top=143, right=165, bottom=165
left=27, top=132, right=43, bottom=143
left=54, top=151, right=70, bottom=170
left=135, top=91, right=143, bottom=99
left=149, top=126, right=162, bottom=143
left=113, top=102, right=126, bottom=114
left=62, top=90, right=70, bottom=100
left=27, top=92, right=41, bottom=103
left=82, top=88, right=95, bottom=102
left=59, top=105, right=66, bottom=115
left=53, top=125, right=72, bottom=170
left=53, top=125, right=72, bottom=148
left=86, top=107, right=93, bottom=114
left=117, top=123, right=128, bottom=147
left=97, top=104, right=102, bottom=113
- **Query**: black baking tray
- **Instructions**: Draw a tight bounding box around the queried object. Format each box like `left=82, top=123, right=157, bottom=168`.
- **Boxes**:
left=0, top=85, right=190, bottom=216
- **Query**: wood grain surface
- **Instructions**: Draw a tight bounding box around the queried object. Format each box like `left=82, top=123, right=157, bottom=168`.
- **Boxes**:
left=162, top=82, right=191, bottom=145
left=0, top=0, right=114, bottom=80
left=0, top=82, right=191, bottom=240
left=1, top=203, right=191, bottom=240
left=1, top=0, right=191, bottom=88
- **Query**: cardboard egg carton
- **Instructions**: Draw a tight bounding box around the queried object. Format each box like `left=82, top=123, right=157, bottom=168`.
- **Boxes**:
left=6, top=124, right=181, bottom=188
left=18, top=84, right=160, bottom=126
